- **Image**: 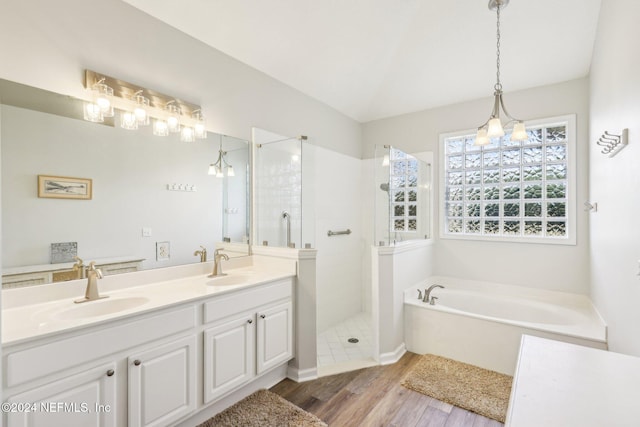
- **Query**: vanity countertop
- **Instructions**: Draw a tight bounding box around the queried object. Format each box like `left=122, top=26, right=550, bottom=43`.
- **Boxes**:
left=506, top=334, right=640, bottom=427
left=1, top=256, right=296, bottom=346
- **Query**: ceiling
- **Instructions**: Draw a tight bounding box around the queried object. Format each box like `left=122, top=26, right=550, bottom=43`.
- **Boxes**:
left=122, top=0, right=602, bottom=123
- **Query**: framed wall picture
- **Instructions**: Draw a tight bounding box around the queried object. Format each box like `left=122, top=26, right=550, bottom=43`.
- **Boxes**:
left=38, top=175, right=92, bottom=200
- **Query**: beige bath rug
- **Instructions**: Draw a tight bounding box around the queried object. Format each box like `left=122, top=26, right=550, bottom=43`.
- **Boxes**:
left=196, top=389, right=327, bottom=427
left=401, top=354, right=513, bottom=423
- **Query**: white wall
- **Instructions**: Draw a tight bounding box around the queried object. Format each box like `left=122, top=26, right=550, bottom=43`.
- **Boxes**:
left=589, top=0, right=640, bottom=356
left=363, top=78, right=591, bottom=294
left=0, top=0, right=361, bottom=159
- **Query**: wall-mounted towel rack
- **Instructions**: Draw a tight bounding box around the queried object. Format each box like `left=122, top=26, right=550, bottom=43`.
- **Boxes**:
left=327, top=229, right=351, bottom=237
left=597, top=129, right=628, bottom=157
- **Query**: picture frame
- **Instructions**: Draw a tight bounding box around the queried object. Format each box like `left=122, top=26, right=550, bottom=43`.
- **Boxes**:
left=38, top=175, right=92, bottom=200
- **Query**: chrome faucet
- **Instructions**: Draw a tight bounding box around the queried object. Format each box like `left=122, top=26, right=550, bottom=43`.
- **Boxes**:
left=423, top=284, right=444, bottom=304
left=75, top=261, right=107, bottom=303
left=194, top=246, right=207, bottom=262
left=209, top=249, right=229, bottom=277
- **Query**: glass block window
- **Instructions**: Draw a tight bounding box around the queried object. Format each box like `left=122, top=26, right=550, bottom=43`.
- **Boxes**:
left=441, top=115, right=575, bottom=243
left=390, top=148, right=419, bottom=232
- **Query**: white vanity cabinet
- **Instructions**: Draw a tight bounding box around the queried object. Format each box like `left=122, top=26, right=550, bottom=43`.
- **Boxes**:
left=128, top=336, right=197, bottom=427
left=3, top=274, right=296, bottom=427
left=3, top=305, right=197, bottom=427
left=5, top=362, right=117, bottom=427
left=203, top=279, right=293, bottom=404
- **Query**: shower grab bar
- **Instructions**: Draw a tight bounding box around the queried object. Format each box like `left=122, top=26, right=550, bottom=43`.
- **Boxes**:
left=327, top=229, right=352, bottom=237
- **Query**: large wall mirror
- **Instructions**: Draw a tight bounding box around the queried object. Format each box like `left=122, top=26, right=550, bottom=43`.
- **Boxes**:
left=0, top=79, right=249, bottom=288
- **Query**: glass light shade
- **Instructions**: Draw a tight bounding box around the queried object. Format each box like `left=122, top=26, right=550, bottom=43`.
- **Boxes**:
left=192, top=110, right=207, bottom=139
left=166, top=104, right=181, bottom=133
left=180, top=126, right=195, bottom=142
left=291, top=154, right=300, bottom=162
left=153, top=119, right=169, bottom=136
left=487, top=118, right=505, bottom=138
left=194, top=123, right=206, bottom=139
left=208, top=164, right=216, bottom=175
left=120, top=111, right=138, bottom=130
left=511, top=121, right=528, bottom=141
left=227, top=165, right=235, bottom=177
left=382, top=154, right=390, bottom=166
left=84, top=102, right=103, bottom=122
left=475, top=128, right=490, bottom=146
left=94, top=83, right=114, bottom=117
left=215, top=167, right=224, bottom=178
left=133, top=94, right=150, bottom=125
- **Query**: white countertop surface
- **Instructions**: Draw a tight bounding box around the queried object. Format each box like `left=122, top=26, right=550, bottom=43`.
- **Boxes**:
left=506, top=335, right=640, bottom=427
left=1, top=256, right=296, bottom=346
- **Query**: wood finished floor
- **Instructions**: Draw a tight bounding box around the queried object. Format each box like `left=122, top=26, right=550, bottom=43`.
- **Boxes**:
left=270, top=352, right=504, bottom=427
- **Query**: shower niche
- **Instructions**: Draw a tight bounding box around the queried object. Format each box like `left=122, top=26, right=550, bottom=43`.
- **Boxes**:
left=374, top=146, right=432, bottom=246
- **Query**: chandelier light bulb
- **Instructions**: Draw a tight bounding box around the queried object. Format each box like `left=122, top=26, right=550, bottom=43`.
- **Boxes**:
left=487, top=118, right=505, bottom=138
left=511, top=121, right=528, bottom=141
left=475, top=128, right=491, bottom=146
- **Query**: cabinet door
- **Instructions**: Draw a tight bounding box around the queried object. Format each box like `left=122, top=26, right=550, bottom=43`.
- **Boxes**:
left=5, top=363, right=116, bottom=427
left=203, top=315, right=255, bottom=403
left=128, top=336, right=196, bottom=427
left=256, top=301, right=293, bottom=374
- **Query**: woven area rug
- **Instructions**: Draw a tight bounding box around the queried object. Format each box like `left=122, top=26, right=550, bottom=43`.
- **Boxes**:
left=401, top=354, right=513, bottom=423
left=197, top=389, right=327, bottom=427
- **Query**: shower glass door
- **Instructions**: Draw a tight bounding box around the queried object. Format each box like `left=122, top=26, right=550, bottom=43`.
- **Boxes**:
left=374, top=145, right=431, bottom=246
left=253, top=128, right=314, bottom=249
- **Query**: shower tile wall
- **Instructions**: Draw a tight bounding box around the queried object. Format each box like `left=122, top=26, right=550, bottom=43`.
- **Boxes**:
left=255, top=145, right=302, bottom=248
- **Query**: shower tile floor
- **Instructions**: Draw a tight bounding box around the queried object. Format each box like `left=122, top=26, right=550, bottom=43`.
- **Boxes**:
left=317, top=312, right=376, bottom=376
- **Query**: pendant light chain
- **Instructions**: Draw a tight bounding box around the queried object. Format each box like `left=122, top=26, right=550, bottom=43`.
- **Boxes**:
left=495, top=4, right=502, bottom=92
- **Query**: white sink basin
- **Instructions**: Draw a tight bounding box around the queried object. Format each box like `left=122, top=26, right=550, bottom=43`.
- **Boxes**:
left=53, top=297, right=150, bottom=320
left=206, top=274, right=250, bottom=286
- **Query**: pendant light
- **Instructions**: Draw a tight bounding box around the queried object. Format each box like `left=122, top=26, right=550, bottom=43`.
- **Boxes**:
left=475, top=0, right=527, bottom=146
left=208, top=135, right=234, bottom=177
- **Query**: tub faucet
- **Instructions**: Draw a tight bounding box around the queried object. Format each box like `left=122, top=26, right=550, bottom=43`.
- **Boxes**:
left=194, top=246, right=207, bottom=262
left=75, top=261, right=107, bottom=303
left=423, top=284, right=444, bottom=304
left=209, top=249, right=229, bottom=277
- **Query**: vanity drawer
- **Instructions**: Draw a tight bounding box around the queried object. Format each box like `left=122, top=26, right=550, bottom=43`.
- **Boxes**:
left=5, top=305, right=196, bottom=388
left=203, top=278, right=293, bottom=324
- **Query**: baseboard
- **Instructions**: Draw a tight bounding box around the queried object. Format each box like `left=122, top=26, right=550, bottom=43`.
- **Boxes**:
left=287, top=365, right=318, bottom=382
left=379, top=343, right=406, bottom=365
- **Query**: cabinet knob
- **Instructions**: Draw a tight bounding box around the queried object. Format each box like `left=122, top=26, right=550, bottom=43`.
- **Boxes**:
left=247, top=319, right=253, bottom=324
left=260, top=314, right=266, bottom=319
left=106, top=369, right=115, bottom=377
left=134, top=359, right=141, bottom=366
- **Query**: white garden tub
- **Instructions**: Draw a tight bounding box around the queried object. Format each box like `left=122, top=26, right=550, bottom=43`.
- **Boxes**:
left=404, top=277, right=607, bottom=375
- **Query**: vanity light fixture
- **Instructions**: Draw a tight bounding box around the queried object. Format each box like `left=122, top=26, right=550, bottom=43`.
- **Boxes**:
left=474, top=0, right=527, bottom=146
left=208, top=136, right=234, bottom=177
left=83, top=70, right=208, bottom=141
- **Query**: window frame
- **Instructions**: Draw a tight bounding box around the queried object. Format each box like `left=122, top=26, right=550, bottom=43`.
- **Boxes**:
left=438, top=114, right=577, bottom=245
